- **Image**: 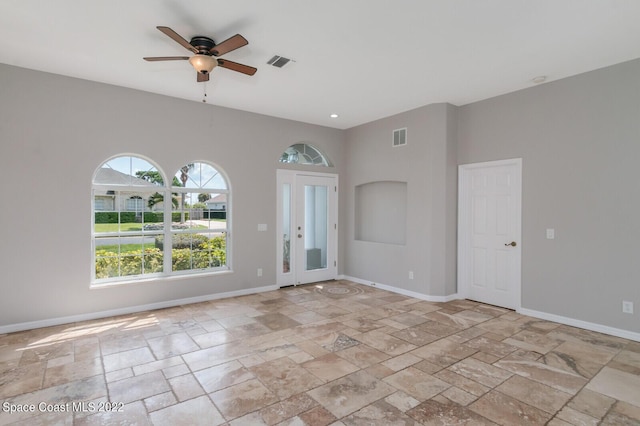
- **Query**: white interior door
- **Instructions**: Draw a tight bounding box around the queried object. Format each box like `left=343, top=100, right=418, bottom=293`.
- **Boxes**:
left=458, top=159, right=522, bottom=309
left=277, top=171, right=337, bottom=286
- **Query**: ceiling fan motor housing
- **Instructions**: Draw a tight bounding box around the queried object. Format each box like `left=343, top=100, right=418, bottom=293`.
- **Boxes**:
left=190, top=36, right=216, bottom=54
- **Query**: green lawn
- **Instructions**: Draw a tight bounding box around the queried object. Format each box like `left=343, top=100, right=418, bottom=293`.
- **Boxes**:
left=97, top=244, right=148, bottom=253
left=94, top=222, right=220, bottom=232
left=94, top=223, right=143, bottom=232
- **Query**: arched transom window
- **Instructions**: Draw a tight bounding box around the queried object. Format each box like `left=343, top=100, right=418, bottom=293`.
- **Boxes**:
left=279, top=143, right=332, bottom=166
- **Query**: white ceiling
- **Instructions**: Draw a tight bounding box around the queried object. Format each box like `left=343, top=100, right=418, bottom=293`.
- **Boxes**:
left=2, top=1, right=640, bottom=129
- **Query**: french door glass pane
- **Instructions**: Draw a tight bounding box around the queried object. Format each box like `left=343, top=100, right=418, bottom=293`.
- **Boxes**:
left=304, top=185, right=328, bottom=271
left=282, top=183, right=291, bottom=273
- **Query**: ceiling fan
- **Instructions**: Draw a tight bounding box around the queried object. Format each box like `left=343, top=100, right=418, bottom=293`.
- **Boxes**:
left=144, top=26, right=257, bottom=82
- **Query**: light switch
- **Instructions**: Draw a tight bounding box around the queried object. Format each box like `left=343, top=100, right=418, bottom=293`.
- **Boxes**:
left=546, top=228, right=555, bottom=239
left=258, top=224, right=267, bottom=231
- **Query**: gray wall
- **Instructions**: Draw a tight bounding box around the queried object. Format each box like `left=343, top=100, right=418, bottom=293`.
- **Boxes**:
left=0, top=64, right=345, bottom=326
left=2, top=57, right=638, bottom=336
left=343, top=104, right=458, bottom=297
left=458, top=59, right=640, bottom=332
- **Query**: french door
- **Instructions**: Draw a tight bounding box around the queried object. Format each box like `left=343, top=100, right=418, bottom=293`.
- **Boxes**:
left=277, top=170, right=338, bottom=286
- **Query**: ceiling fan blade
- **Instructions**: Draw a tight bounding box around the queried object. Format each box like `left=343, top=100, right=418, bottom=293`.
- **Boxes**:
left=217, top=59, right=257, bottom=76
left=197, top=72, right=210, bottom=82
left=210, top=34, right=248, bottom=56
left=143, top=56, right=189, bottom=61
left=157, top=26, right=198, bottom=54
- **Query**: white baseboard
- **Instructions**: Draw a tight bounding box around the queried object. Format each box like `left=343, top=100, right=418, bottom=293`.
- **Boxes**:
left=339, top=275, right=639, bottom=342
left=518, top=307, right=640, bottom=343
left=340, top=275, right=459, bottom=303
left=0, top=285, right=279, bottom=334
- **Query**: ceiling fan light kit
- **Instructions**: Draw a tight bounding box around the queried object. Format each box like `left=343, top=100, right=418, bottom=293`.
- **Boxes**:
left=144, top=26, right=257, bottom=82
left=189, top=54, right=217, bottom=74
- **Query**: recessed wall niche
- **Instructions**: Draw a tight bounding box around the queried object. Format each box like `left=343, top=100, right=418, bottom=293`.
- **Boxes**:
left=354, top=181, right=407, bottom=245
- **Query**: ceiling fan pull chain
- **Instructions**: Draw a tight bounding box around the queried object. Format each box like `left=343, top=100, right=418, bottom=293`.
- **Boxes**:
left=202, top=82, right=208, bottom=103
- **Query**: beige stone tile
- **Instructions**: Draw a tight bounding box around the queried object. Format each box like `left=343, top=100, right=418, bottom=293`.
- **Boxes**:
left=162, top=363, right=190, bottom=379
left=407, top=398, right=496, bottom=425
left=567, top=388, right=615, bottom=420
left=585, top=366, right=640, bottom=407
left=105, top=367, right=133, bottom=383
left=182, top=341, right=252, bottom=371
left=424, top=310, right=479, bottom=329
left=380, top=353, right=422, bottom=372
left=302, top=353, right=359, bottom=382
left=464, top=335, right=519, bottom=358
left=102, top=347, right=155, bottom=372
left=435, top=369, right=490, bottom=397
left=194, top=359, right=254, bottom=393
left=288, top=351, right=314, bottom=364
left=191, top=329, right=236, bottom=348
left=43, top=357, right=103, bottom=388
left=149, top=395, right=226, bottom=426
left=131, top=355, right=183, bottom=376
left=147, top=332, right=200, bottom=359
left=383, top=367, right=450, bottom=400
left=341, top=400, right=415, bottom=425
left=144, top=391, right=177, bottom=412
left=299, top=405, right=337, bottom=425
left=334, top=343, right=390, bottom=368
left=209, top=378, right=279, bottom=420
left=356, top=329, right=417, bottom=356
left=441, top=386, right=478, bottom=406
left=99, top=334, right=147, bottom=356
left=307, top=370, right=396, bottom=418
left=384, top=391, right=421, bottom=412
left=601, top=401, right=640, bottom=425
left=259, top=393, right=318, bottom=425
left=0, top=362, right=45, bottom=398
left=107, top=370, right=170, bottom=404
left=495, top=354, right=588, bottom=394
left=503, top=329, right=563, bottom=354
left=391, top=327, right=440, bottom=346
left=447, top=358, right=512, bottom=388
left=555, top=406, right=599, bottom=426
left=469, top=390, right=552, bottom=425
left=410, top=337, right=477, bottom=368
left=169, top=373, right=205, bottom=401
left=496, top=375, right=572, bottom=414
left=250, top=357, right=323, bottom=400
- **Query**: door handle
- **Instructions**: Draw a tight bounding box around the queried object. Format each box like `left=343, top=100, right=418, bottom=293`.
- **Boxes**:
left=505, top=241, right=517, bottom=247
left=298, top=234, right=303, bottom=238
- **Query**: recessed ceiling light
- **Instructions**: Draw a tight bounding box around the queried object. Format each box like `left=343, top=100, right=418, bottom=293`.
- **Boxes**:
left=532, top=76, right=547, bottom=84
left=330, top=113, right=339, bottom=118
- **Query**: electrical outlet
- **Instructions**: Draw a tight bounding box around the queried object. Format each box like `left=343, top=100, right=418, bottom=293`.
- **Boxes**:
left=257, top=268, right=263, bottom=277
left=409, top=271, right=414, bottom=279
left=546, top=228, right=555, bottom=239
left=622, top=301, right=634, bottom=314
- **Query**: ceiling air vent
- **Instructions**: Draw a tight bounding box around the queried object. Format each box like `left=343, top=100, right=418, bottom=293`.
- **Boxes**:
left=267, top=55, right=291, bottom=68
left=393, top=128, right=407, bottom=147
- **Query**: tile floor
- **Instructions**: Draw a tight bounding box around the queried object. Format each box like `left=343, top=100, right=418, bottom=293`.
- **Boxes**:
left=1, top=281, right=639, bottom=425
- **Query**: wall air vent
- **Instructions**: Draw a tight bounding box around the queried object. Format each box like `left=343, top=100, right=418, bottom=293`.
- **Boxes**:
left=267, top=55, right=291, bottom=68
left=393, top=128, right=407, bottom=147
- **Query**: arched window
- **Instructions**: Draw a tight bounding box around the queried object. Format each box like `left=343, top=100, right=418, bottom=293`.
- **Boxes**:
left=171, top=162, right=229, bottom=273
left=92, top=155, right=166, bottom=281
left=279, top=143, right=332, bottom=166
left=92, top=156, right=230, bottom=284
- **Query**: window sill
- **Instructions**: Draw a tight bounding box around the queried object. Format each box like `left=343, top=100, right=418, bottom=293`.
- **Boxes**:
left=90, top=268, right=233, bottom=289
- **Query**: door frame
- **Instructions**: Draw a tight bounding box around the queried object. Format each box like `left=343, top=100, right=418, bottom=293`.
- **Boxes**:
left=457, top=158, right=522, bottom=310
left=276, top=169, right=338, bottom=287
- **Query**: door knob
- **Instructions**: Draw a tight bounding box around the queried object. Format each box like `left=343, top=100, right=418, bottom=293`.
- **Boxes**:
left=298, top=234, right=303, bottom=238
left=505, top=241, right=517, bottom=247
